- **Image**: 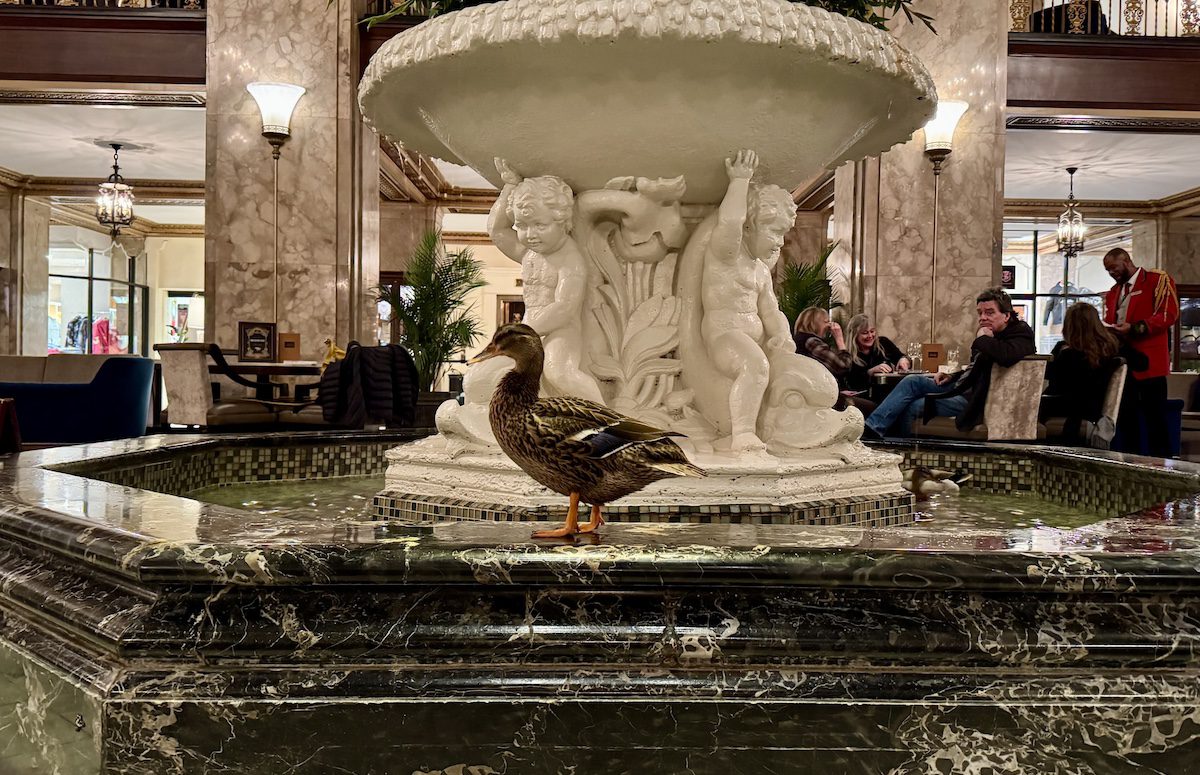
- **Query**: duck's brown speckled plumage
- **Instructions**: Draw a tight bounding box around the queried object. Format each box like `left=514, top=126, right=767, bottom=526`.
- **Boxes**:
left=482, top=325, right=704, bottom=505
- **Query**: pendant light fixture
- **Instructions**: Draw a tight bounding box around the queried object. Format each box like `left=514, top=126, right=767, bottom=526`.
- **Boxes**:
left=1057, top=166, right=1086, bottom=259
left=95, top=143, right=135, bottom=237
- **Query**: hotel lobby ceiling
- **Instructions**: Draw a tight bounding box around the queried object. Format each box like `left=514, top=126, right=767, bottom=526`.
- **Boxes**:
left=1005, top=127, right=1200, bottom=202
left=0, top=103, right=204, bottom=180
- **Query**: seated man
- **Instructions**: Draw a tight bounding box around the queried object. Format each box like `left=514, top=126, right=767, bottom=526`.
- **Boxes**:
left=863, top=287, right=1035, bottom=439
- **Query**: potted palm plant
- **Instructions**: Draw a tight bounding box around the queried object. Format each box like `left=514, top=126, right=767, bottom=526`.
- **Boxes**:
left=374, top=229, right=485, bottom=427
left=777, top=241, right=845, bottom=328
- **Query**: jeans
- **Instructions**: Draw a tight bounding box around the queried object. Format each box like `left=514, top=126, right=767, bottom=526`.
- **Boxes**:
left=865, top=374, right=969, bottom=437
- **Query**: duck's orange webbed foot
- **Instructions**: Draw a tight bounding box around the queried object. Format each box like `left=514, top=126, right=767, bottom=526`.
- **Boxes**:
left=577, top=504, right=605, bottom=534
left=532, top=492, right=581, bottom=539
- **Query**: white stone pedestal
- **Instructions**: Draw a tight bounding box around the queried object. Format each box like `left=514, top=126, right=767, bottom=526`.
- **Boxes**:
left=376, top=436, right=913, bottom=527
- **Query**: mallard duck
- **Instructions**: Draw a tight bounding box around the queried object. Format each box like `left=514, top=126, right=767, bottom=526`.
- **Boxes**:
left=469, top=323, right=706, bottom=538
left=902, top=466, right=971, bottom=500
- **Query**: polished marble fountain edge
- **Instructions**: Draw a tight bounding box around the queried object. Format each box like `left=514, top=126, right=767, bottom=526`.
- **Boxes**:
left=5, top=433, right=1200, bottom=772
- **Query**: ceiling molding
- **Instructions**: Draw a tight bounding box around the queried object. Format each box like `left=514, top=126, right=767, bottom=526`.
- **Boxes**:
left=1006, top=185, right=1200, bottom=220
left=26, top=177, right=203, bottom=199
left=1007, top=115, right=1200, bottom=134
left=793, top=170, right=835, bottom=211
left=50, top=201, right=202, bottom=238
left=441, top=230, right=493, bottom=246
left=0, top=164, right=32, bottom=189
left=438, top=188, right=498, bottom=214
left=0, top=88, right=205, bottom=108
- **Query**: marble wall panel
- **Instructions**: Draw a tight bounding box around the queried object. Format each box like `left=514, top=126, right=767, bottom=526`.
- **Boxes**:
left=379, top=202, right=442, bottom=274
left=1163, top=218, right=1200, bottom=285
left=21, top=198, right=50, bottom=356
left=0, top=188, right=14, bottom=354
left=836, top=0, right=1008, bottom=357
left=205, top=0, right=378, bottom=360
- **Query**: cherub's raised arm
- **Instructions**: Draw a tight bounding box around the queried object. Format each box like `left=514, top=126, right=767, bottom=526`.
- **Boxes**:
left=707, top=150, right=757, bottom=265
left=487, top=158, right=525, bottom=263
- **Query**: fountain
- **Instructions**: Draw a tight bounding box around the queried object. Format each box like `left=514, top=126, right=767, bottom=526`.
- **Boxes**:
left=6, top=3, right=1200, bottom=772
left=360, top=0, right=937, bottom=525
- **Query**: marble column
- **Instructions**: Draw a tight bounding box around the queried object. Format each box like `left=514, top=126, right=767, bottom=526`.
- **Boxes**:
left=204, top=0, right=379, bottom=360
left=833, top=0, right=1009, bottom=356
left=1135, top=217, right=1200, bottom=284
left=379, top=202, right=442, bottom=274
left=0, top=189, right=49, bottom=356
left=0, top=187, right=13, bottom=354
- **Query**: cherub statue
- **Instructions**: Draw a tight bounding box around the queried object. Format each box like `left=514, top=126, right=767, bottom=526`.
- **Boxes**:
left=488, top=158, right=605, bottom=404
left=698, top=150, right=798, bottom=451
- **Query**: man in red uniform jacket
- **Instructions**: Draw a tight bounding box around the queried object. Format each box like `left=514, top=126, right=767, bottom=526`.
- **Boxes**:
left=1103, top=248, right=1179, bottom=457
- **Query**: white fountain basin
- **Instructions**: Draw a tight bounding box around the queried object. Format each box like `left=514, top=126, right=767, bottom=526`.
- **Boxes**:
left=360, top=0, right=936, bottom=202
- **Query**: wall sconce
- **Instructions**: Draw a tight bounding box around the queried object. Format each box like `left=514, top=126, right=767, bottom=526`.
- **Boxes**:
left=247, top=82, right=306, bottom=329
left=922, top=99, right=968, bottom=345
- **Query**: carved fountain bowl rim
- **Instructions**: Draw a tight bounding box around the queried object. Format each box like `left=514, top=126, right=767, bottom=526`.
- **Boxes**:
left=358, top=0, right=938, bottom=202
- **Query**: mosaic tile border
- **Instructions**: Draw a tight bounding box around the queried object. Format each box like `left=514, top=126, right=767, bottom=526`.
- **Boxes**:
left=61, top=441, right=398, bottom=497
left=372, top=491, right=917, bottom=528
left=47, top=435, right=1198, bottom=526
left=897, top=446, right=1198, bottom=518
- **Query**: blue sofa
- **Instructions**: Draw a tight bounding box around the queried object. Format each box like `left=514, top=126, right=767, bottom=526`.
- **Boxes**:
left=0, top=355, right=154, bottom=444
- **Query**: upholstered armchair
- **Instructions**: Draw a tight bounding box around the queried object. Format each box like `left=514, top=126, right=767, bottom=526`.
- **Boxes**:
left=913, top=359, right=1048, bottom=442
left=155, top=343, right=279, bottom=429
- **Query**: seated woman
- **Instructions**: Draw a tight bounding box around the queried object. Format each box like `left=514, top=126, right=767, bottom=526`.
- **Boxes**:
left=1040, top=303, right=1145, bottom=444
left=843, top=313, right=911, bottom=394
left=792, top=307, right=869, bottom=413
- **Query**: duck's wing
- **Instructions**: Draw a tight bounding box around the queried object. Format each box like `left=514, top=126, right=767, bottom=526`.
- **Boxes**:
left=531, top=397, right=683, bottom=459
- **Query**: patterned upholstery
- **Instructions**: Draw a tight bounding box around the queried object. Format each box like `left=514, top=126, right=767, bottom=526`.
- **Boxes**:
left=914, top=359, right=1048, bottom=442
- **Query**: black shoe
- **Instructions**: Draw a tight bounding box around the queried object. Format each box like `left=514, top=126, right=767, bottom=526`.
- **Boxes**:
left=861, top=425, right=883, bottom=441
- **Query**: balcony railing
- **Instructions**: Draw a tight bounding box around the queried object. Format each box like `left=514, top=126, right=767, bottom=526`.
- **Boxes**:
left=0, top=0, right=203, bottom=8
left=1010, top=0, right=1200, bottom=36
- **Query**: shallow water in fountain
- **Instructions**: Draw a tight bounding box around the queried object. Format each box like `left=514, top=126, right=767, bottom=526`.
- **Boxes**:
left=916, top=491, right=1111, bottom=531
left=190, top=477, right=1111, bottom=531
left=190, top=476, right=385, bottom=520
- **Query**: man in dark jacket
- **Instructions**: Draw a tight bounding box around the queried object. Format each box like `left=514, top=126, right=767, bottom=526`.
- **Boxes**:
left=863, top=287, right=1036, bottom=438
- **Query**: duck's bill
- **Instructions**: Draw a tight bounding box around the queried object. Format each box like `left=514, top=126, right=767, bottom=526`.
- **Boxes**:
left=467, top=343, right=500, bottom=365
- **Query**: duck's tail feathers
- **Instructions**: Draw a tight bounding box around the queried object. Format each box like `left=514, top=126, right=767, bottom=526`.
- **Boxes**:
left=648, top=461, right=707, bottom=478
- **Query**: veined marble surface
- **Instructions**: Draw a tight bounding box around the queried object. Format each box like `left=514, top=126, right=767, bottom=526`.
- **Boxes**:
left=2, top=434, right=1200, bottom=583
left=4, top=433, right=1200, bottom=773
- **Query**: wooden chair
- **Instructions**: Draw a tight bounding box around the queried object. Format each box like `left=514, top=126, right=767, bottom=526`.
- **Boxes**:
left=913, top=358, right=1048, bottom=442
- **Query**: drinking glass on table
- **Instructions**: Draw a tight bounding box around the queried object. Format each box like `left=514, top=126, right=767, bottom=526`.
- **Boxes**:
left=945, top=348, right=960, bottom=372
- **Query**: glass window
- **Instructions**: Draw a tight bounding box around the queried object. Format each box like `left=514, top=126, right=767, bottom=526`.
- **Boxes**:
left=48, top=276, right=90, bottom=353
left=1002, top=219, right=1131, bottom=355
left=47, top=245, right=150, bottom=355
left=166, top=292, right=204, bottom=343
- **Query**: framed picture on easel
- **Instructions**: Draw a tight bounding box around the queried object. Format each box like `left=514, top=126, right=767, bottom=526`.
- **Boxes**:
left=238, top=321, right=277, bottom=363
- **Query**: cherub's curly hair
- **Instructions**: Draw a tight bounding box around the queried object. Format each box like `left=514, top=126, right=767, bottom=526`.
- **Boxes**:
left=508, top=176, right=575, bottom=229
left=747, top=183, right=795, bottom=235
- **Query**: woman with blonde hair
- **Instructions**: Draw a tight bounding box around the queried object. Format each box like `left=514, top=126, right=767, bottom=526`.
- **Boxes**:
left=793, top=306, right=864, bottom=411
left=843, top=313, right=910, bottom=393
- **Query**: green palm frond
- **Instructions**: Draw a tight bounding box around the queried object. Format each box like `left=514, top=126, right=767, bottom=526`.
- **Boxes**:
left=777, top=241, right=845, bottom=326
left=373, top=230, right=485, bottom=391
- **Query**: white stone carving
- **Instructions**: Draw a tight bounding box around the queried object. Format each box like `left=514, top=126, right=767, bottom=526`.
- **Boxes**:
left=488, top=159, right=604, bottom=404
left=575, top=175, right=689, bottom=427
left=359, top=0, right=936, bottom=203
left=362, top=0, right=934, bottom=507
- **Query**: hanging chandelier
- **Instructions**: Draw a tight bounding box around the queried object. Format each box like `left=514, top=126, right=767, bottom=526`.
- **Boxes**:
left=1056, top=166, right=1086, bottom=259
left=96, top=143, right=134, bottom=237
